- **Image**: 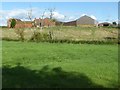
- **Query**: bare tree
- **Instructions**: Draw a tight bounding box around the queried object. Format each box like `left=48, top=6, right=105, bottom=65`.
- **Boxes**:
left=48, top=8, right=55, bottom=19
left=44, top=8, right=55, bottom=40
left=40, top=9, right=46, bottom=31
left=13, top=6, right=33, bottom=42
left=27, top=7, right=32, bottom=21
left=61, top=15, right=67, bottom=27
left=27, top=4, right=37, bottom=32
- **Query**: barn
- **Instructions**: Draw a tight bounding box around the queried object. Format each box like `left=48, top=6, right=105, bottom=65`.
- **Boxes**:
left=56, top=15, right=98, bottom=27
left=63, top=20, right=77, bottom=26
left=76, top=15, right=98, bottom=26
left=55, top=20, right=76, bottom=26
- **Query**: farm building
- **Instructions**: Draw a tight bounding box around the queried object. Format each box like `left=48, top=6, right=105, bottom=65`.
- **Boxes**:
left=7, top=18, right=33, bottom=28
left=55, top=21, right=63, bottom=26
left=56, top=20, right=77, bottom=26
left=98, top=22, right=112, bottom=27
left=56, top=15, right=98, bottom=26
left=63, top=20, right=77, bottom=26
left=7, top=15, right=98, bottom=28
left=76, top=15, right=98, bottom=26
left=34, top=18, right=55, bottom=27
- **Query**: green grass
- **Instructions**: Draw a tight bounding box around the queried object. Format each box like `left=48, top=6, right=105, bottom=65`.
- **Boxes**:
left=2, top=41, right=118, bottom=88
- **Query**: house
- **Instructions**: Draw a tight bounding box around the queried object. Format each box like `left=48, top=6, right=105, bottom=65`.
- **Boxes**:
left=76, top=15, right=98, bottom=26
left=34, top=18, right=55, bottom=27
left=7, top=18, right=33, bottom=28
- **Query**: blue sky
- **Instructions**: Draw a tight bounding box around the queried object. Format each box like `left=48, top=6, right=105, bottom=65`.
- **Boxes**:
left=0, top=2, right=118, bottom=26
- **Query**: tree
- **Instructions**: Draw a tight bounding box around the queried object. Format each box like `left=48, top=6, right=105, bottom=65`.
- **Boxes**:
left=10, top=19, right=16, bottom=28
left=48, top=8, right=55, bottom=19
left=39, top=9, right=46, bottom=31
left=27, top=4, right=33, bottom=21
left=41, top=10, right=46, bottom=27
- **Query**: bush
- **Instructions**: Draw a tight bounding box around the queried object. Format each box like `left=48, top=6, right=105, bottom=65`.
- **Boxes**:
left=14, top=29, right=25, bottom=41
left=2, top=37, right=19, bottom=41
left=1, top=26, right=8, bottom=28
left=10, top=19, right=16, bottom=28
left=46, top=39, right=118, bottom=44
left=10, top=29, right=118, bottom=45
left=30, top=31, right=51, bottom=42
left=30, top=31, right=42, bottom=42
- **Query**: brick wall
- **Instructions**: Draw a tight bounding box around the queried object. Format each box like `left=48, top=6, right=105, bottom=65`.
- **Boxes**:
left=7, top=18, right=33, bottom=28
left=34, top=18, right=55, bottom=27
left=15, top=22, right=33, bottom=28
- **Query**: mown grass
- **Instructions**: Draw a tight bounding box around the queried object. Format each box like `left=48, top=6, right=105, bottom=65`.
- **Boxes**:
left=2, top=41, right=118, bottom=88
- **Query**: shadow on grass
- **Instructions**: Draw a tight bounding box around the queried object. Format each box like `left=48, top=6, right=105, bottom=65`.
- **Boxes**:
left=2, top=64, right=104, bottom=88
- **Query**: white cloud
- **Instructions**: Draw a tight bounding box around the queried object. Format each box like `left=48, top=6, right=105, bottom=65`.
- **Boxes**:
left=0, top=8, right=99, bottom=26
left=44, top=11, right=65, bottom=21
left=63, top=16, right=78, bottom=22
left=68, top=16, right=75, bottom=20
left=81, top=14, right=87, bottom=16
left=81, top=14, right=97, bottom=20
left=0, top=8, right=85, bottom=26
left=0, top=8, right=42, bottom=26
left=0, top=8, right=68, bottom=26
left=90, top=15, right=97, bottom=20
left=0, top=9, right=31, bottom=26
left=52, top=12, right=65, bottom=20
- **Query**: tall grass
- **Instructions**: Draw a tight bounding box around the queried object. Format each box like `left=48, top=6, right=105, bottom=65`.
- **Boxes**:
left=1, top=26, right=118, bottom=44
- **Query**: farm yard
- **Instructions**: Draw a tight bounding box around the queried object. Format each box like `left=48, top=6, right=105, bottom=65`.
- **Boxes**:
left=1, top=26, right=119, bottom=88
left=1, top=1, right=119, bottom=89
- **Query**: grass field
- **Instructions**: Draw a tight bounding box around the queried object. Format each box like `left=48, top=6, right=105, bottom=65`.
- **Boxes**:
left=2, top=41, right=118, bottom=88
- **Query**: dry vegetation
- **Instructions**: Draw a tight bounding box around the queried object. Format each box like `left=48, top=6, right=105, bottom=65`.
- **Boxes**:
left=0, top=26, right=118, bottom=42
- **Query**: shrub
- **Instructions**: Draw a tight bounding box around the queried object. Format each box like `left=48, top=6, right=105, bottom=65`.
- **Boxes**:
left=14, top=29, right=25, bottom=41
left=29, top=30, right=118, bottom=44
left=2, top=37, right=19, bottom=41
left=30, top=31, right=51, bottom=42
left=30, top=31, right=42, bottom=42
left=10, top=19, right=16, bottom=28
left=48, top=31, right=53, bottom=40
left=1, top=26, right=7, bottom=28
